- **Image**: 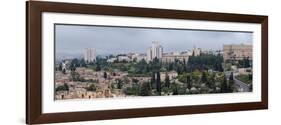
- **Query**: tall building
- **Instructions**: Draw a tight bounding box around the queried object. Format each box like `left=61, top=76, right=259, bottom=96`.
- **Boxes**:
left=223, top=44, right=252, bottom=61
left=191, top=46, right=201, bottom=56
left=84, top=48, right=96, bottom=63
left=147, top=49, right=152, bottom=62
left=146, top=41, right=163, bottom=62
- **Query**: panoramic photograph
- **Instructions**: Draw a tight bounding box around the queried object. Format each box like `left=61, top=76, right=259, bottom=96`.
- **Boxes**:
left=54, top=24, right=253, bottom=100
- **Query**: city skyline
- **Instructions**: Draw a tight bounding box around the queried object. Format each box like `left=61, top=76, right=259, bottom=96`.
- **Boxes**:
left=55, top=24, right=253, bottom=100
left=55, top=24, right=253, bottom=58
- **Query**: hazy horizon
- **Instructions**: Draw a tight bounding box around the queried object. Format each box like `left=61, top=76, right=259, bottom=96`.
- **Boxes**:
left=55, top=24, right=253, bottom=58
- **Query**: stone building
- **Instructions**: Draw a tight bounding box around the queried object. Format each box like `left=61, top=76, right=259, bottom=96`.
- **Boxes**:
left=161, top=52, right=189, bottom=64
left=223, top=44, right=252, bottom=61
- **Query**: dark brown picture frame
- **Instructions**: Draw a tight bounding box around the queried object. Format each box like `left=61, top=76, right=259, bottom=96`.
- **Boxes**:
left=26, top=1, right=268, bottom=124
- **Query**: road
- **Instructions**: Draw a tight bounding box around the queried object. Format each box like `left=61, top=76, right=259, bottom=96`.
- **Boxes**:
left=225, top=71, right=250, bottom=92
left=233, top=76, right=250, bottom=92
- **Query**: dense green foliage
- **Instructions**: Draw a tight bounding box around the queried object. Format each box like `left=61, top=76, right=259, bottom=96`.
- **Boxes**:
left=86, top=84, right=97, bottom=91
left=56, top=83, right=69, bottom=92
left=236, top=74, right=252, bottom=85
left=187, top=54, right=223, bottom=72
left=238, top=57, right=251, bottom=68
left=70, top=71, right=85, bottom=82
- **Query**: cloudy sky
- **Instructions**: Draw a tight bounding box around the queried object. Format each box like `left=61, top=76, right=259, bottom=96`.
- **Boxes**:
left=55, top=24, right=252, bottom=57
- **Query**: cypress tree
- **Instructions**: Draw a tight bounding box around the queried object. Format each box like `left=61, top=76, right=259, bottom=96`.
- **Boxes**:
left=151, top=72, right=156, bottom=89
left=187, top=74, right=192, bottom=89
left=228, top=72, right=234, bottom=92
left=221, top=75, right=228, bottom=93
left=164, top=73, right=170, bottom=87
left=103, top=72, right=107, bottom=79
left=156, top=72, right=161, bottom=94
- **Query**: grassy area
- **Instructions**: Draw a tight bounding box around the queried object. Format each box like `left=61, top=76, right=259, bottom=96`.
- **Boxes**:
left=236, top=74, right=252, bottom=85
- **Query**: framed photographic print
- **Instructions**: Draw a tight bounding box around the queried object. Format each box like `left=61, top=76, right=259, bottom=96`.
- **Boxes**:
left=26, top=1, right=268, bottom=124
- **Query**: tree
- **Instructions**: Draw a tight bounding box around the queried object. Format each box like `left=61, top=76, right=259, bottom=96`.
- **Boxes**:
left=228, top=79, right=234, bottom=92
left=176, top=66, right=183, bottom=74
left=62, top=68, right=66, bottom=74
left=140, top=82, right=151, bottom=96
left=164, top=73, right=170, bottom=87
left=243, top=57, right=251, bottom=68
left=171, top=82, right=179, bottom=95
left=70, top=58, right=79, bottom=71
left=248, top=74, right=252, bottom=80
left=103, top=72, right=107, bottom=79
left=108, top=54, right=115, bottom=59
left=156, top=72, right=161, bottom=94
left=136, top=59, right=148, bottom=74
left=186, top=74, right=192, bottom=89
left=58, top=63, right=62, bottom=71
left=69, top=63, right=76, bottom=71
left=56, top=83, right=69, bottom=92
left=192, top=51, right=195, bottom=57
left=116, top=79, right=124, bottom=89
left=70, top=71, right=80, bottom=81
left=86, top=84, right=96, bottom=91
left=187, top=54, right=223, bottom=71
left=123, top=83, right=140, bottom=95
left=173, top=87, right=178, bottom=95
left=80, top=59, right=87, bottom=67
left=168, top=63, right=174, bottom=71
left=221, top=75, right=228, bottom=93
left=96, top=64, right=101, bottom=71
left=201, top=71, right=207, bottom=83
left=207, top=73, right=215, bottom=88
left=238, top=57, right=251, bottom=68
left=183, top=63, right=188, bottom=72
left=178, top=87, right=186, bottom=94
left=123, top=77, right=130, bottom=84
left=228, top=72, right=234, bottom=92
left=215, top=63, right=223, bottom=72
left=132, top=78, right=139, bottom=84
left=64, top=83, right=69, bottom=91
left=151, top=72, right=156, bottom=89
